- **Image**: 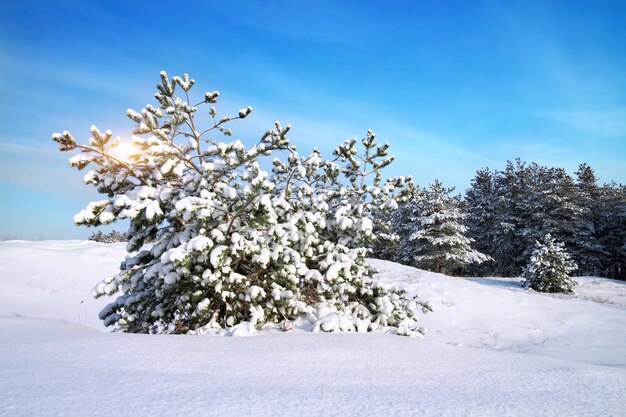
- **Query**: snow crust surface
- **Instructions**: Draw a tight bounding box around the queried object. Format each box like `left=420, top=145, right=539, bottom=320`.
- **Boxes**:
left=1, top=241, right=625, bottom=416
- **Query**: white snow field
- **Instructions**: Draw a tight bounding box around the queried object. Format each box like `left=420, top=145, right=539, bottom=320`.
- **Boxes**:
left=1, top=240, right=625, bottom=416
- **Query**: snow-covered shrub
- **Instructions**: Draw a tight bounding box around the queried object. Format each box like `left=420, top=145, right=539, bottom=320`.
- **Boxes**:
left=53, top=71, right=430, bottom=336
left=523, top=234, right=577, bottom=293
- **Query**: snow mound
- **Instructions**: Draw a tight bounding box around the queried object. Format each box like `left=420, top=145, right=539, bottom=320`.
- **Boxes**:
left=369, top=259, right=626, bottom=366
left=0, top=240, right=125, bottom=330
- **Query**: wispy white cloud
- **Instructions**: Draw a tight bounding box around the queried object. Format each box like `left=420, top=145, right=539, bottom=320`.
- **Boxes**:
left=546, top=108, right=626, bottom=137
left=0, top=141, right=61, bottom=155
left=0, top=142, right=39, bottom=154
left=196, top=0, right=370, bottom=45
left=1, top=50, right=150, bottom=102
left=490, top=2, right=626, bottom=138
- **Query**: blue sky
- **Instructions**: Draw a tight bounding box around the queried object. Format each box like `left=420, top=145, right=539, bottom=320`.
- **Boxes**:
left=1, top=0, right=625, bottom=240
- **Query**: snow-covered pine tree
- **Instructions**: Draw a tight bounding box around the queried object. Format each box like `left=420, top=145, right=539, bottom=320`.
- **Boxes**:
left=486, top=161, right=560, bottom=276
left=523, top=234, right=577, bottom=293
left=408, top=180, right=489, bottom=274
left=595, top=182, right=626, bottom=280
left=533, top=166, right=603, bottom=276
left=483, top=160, right=535, bottom=276
left=463, top=167, right=497, bottom=275
left=53, top=71, right=430, bottom=336
left=371, top=185, right=425, bottom=264
left=465, top=160, right=621, bottom=278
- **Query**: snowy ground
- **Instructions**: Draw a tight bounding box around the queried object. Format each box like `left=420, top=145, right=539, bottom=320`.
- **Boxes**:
left=1, top=240, right=625, bottom=416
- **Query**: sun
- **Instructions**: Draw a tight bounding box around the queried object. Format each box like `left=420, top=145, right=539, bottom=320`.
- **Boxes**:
left=109, top=140, right=138, bottom=163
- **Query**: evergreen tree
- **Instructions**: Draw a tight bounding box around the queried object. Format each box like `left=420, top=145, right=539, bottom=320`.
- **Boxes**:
left=531, top=164, right=607, bottom=277
left=573, top=164, right=605, bottom=275
left=408, top=180, right=489, bottom=274
left=523, top=234, right=577, bottom=293
left=596, top=182, right=626, bottom=279
left=464, top=167, right=497, bottom=275
left=465, top=160, right=537, bottom=276
left=488, top=159, right=534, bottom=276
left=53, top=71, right=431, bottom=335
left=372, top=185, right=426, bottom=265
left=550, top=166, right=603, bottom=275
left=467, top=160, right=606, bottom=277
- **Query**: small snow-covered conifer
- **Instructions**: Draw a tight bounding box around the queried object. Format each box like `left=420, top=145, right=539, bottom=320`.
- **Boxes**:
left=408, top=180, right=489, bottom=274
left=523, top=234, right=577, bottom=293
left=53, top=71, right=430, bottom=336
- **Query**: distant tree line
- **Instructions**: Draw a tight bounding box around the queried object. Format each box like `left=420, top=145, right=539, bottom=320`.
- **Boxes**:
left=374, top=160, right=626, bottom=280
left=88, top=230, right=128, bottom=243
